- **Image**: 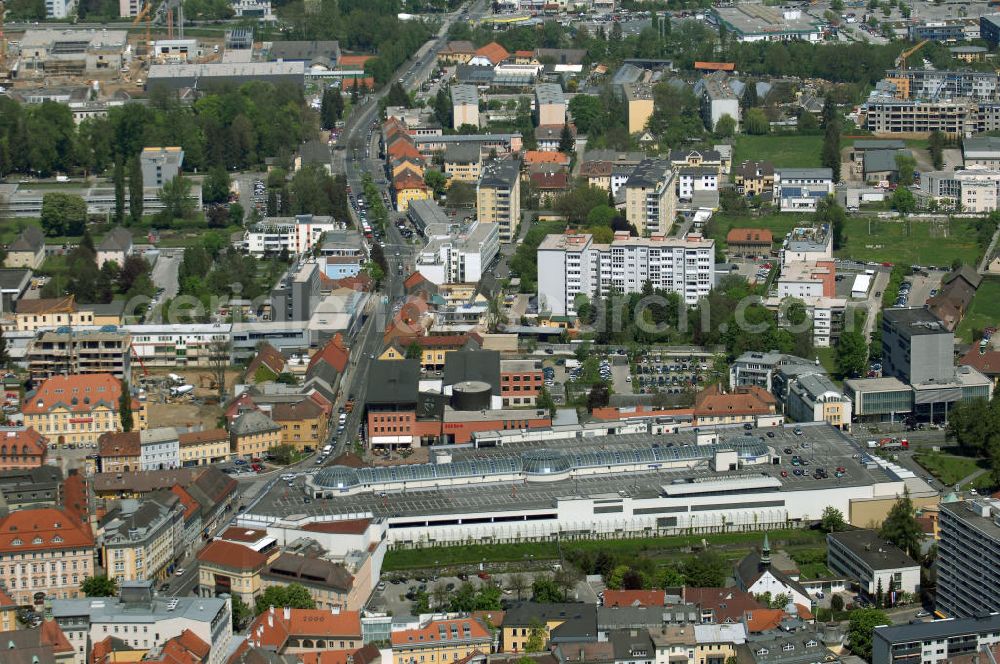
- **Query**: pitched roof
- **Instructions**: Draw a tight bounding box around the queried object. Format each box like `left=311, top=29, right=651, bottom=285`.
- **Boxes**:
left=441, top=40, right=476, bottom=55
left=170, top=484, right=200, bottom=521
left=298, top=644, right=381, bottom=664
left=391, top=617, right=491, bottom=647
left=0, top=506, right=94, bottom=554
left=15, top=295, right=77, bottom=315
left=247, top=608, right=363, bottom=650
left=726, top=228, right=773, bottom=245
left=474, top=42, right=510, bottom=65
left=0, top=587, right=17, bottom=609
left=8, top=225, right=45, bottom=253
left=959, top=347, right=1000, bottom=376
left=309, top=333, right=350, bottom=374
left=0, top=427, right=47, bottom=457
left=529, top=171, right=570, bottom=190
left=735, top=550, right=810, bottom=601
left=98, top=226, right=134, bottom=253
left=178, top=428, right=229, bottom=448
left=98, top=430, right=141, bottom=458
left=24, top=373, right=129, bottom=415
left=694, top=384, right=776, bottom=418
left=196, top=539, right=268, bottom=571
left=270, top=397, right=330, bottom=423
left=601, top=590, right=665, bottom=608
left=244, top=343, right=287, bottom=382
left=231, top=410, right=281, bottom=436
left=263, top=553, right=354, bottom=592
left=682, top=587, right=763, bottom=623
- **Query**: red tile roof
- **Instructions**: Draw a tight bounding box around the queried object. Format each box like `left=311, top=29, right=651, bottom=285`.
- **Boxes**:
left=959, top=347, right=1000, bottom=376
left=178, top=428, right=229, bottom=448
left=602, top=590, right=665, bottom=608
left=694, top=61, right=735, bottom=71
left=726, top=228, right=773, bottom=245
left=170, top=484, right=200, bottom=521
left=529, top=171, right=569, bottom=190
left=682, top=587, right=763, bottom=623
left=0, top=507, right=94, bottom=554
left=474, top=42, right=510, bottom=65
left=0, top=587, right=16, bottom=608
left=298, top=645, right=380, bottom=664
left=244, top=343, right=287, bottom=381
left=24, top=373, right=134, bottom=415
left=15, top=295, right=77, bottom=315
left=62, top=471, right=88, bottom=525
left=394, top=172, right=428, bottom=191
left=40, top=619, right=75, bottom=654
left=391, top=617, right=491, bottom=647
left=143, top=630, right=212, bottom=664
left=523, top=150, right=570, bottom=165
left=247, top=608, right=363, bottom=650
left=0, top=426, right=47, bottom=458
left=220, top=526, right=270, bottom=543
left=309, top=333, right=350, bottom=373
left=694, top=384, right=776, bottom=418
left=98, top=430, right=140, bottom=458
left=196, top=540, right=268, bottom=571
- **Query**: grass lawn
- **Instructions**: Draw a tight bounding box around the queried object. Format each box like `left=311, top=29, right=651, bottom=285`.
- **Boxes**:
left=956, top=278, right=1000, bottom=341
left=914, top=451, right=988, bottom=487
left=383, top=528, right=826, bottom=571
left=836, top=217, right=983, bottom=267
left=706, top=213, right=806, bottom=250
left=732, top=135, right=824, bottom=169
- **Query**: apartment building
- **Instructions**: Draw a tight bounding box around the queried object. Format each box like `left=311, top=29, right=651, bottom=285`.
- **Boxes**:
left=922, top=169, right=1000, bottom=212
left=624, top=159, right=678, bottom=235
left=23, top=374, right=147, bottom=447
left=537, top=231, right=715, bottom=316
left=623, top=82, right=655, bottom=134
left=442, top=143, right=482, bottom=183
left=140, top=427, right=180, bottom=471
left=774, top=168, right=835, bottom=212
left=102, top=492, right=185, bottom=583
left=52, top=582, right=232, bottom=664
left=786, top=373, right=852, bottom=429
left=734, top=160, right=775, bottom=196
left=271, top=396, right=332, bottom=452
left=535, top=83, right=567, bottom=126
left=4, top=226, right=46, bottom=270
left=937, top=499, right=1000, bottom=618
left=827, top=529, right=920, bottom=595
left=415, top=218, right=500, bottom=286
left=197, top=540, right=273, bottom=606
left=392, top=617, right=492, bottom=664
left=699, top=73, right=740, bottom=131
left=451, top=85, right=480, bottom=129
left=963, top=136, right=1000, bottom=168
left=677, top=167, right=719, bottom=201
left=883, top=68, right=1000, bottom=102
left=127, top=323, right=231, bottom=367
left=243, top=607, right=363, bottom=656
left=477, top=159, right=521, bottom=242
left=862, top=96, right=979, bottom=136
left=0, top=507, right=95, bottom=606
left=178, top=429, right=231, bottom=467
left=873, top=613, right=1000, bottom=664
left=140, top=147, right=184, bottom=189
left=244, top=215, right=341, bottom=257
left=26, top=328, right=132, bottom=381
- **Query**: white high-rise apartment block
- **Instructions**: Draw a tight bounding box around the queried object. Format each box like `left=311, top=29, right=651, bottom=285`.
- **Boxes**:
left=537, top=231, right=715, bottom=316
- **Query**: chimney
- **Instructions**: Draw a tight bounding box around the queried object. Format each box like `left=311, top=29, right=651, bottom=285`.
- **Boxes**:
left=284, top=606, right=291, bottom=620
left=268, top=614, right=273, bottom=627
left=270, top=606, right=275, bottom=615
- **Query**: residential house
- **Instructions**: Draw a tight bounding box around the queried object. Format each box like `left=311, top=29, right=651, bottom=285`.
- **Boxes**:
left=271, top=395, right=332, bottom=452
left=681, top=587, right=764, bottom=624
left=102, top=491, right=185, bottom=583
left=774, top=169, right=835, bottom=212
left=469, top=42, right=510, bottom=68
left=927, top=264, right=982, bottom=331
left=0, top=620, right=75, bottom=664
left=98, top=430, right=140, bottom=472
left=501, top=603, right=598, bottom=653
left=178, top=428, right=231, bottom=467
left=96, top=226, right=134, bottom=268
left=443, top=143, right=483, bottom=184
left=0, top=426, right=48, bottom=470
left=244, top=343, right=287, bottom=383
left=380, top=334, right=481, bottom=371
left=692, top=384, right=777, bottom=427
left=734, top=161, right=775, bottom=197
left=4, top=226, right=46, bottom=270
left=229, top=410, right=282, bottom=459
left=243, top=606, right=364, bottom=655
left=12, top=295, right=95, bottom=332
left=393, top=170, right=431, bottom=212
left=726, top=228, right=772, bottom=258
left=0, top=588, right=18, bottom=632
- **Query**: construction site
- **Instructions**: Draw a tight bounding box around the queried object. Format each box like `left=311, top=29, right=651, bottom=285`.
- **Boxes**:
left=0, top=1, right=226, bottom=100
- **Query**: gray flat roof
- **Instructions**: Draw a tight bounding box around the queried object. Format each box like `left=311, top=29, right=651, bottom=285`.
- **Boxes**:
left=875, top=612, right=1000, bottom=644
left=884, top=307, right=949, bottom=337
left=451, top=84, right=479, bottom=106
left=828, top=529, right=918, bottom=571
left=148, top=61, right=304, bottom=78
left=254, top=424, right=893, bottom=520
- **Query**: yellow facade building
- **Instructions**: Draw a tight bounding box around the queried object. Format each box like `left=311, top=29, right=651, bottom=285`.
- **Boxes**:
left=229, top=410, right=281, bottom=459
left=178, top=428, right=231, bottom=466
left=392, top=617, right=492, bottom=664
left=23, top=374, right=147, bottom=447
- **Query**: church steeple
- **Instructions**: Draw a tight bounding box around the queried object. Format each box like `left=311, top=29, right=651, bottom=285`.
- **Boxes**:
left=760, top=532, right=771, bottom=570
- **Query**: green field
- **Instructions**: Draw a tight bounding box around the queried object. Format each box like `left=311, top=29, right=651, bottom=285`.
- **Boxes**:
left=383, top=528, right=826, bottom=571
left=914, top=451, right=988, bottom=488
left=836, top=217, right=983, bottom=267
left=732, top=135, right=824, bottom=169
left=957, top=278, right=1000, bottom=341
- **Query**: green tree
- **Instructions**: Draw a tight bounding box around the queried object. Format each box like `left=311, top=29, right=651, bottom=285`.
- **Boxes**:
left=714, top=114, right=737, bottom=139
left=255, top=583, right=315, bottom=614
left=202, top=167, right=231, bottom=205
left=880, top=490, right=923, bottom=558
left=558, top=122, right=574, bottom=154
left=798, top=111, right=819, bottom=134
left=405, top=342, right=423, bottom=360
left=821, top=506, right=846, bottom=533
left=128, top=156, right=144, bottom=224
left=682, top=552, right=728, bottom=587
left=568, top=94, right=603, bottom=135
left=81, top=575, right=118, bottom=597
left=742, top=81, right=759, bottom=109
left=271, top=443, right=297, bottom=465
left=891, top=186, right=916, bottom=214
left=385, top=82, right=410, bottom=109
left=835, top=330, right=868, bottom=378
left=0, top=327, right=9, bottom=368
left=424, top=169, right=448, bottom=197
left=531, top=575, right=562, bottom=603
left=742, top=108, right=770, bottom=135
left=40, top=193, right=88, bottom=237
left=895, top=153, right=916, bottom=186
left=537, top=387, right=556, bottom=418
left=159, top=174, right=196, bottom=221
left=320, top=87, right=345, bottom=130
left=831, top=593, right=844, bottom=613
left=822, top=122, right=842, bottom=182
left=848, top=608, right=890, bottom=660
left=928, top=130, right=945, bottom=170
left=232, top=596, right=253, bottom=630
left=525, top=619, right=546, bottom=652
left=119, top=379, right=134, bottom=432
left=113, top=157, right=126, bottom=225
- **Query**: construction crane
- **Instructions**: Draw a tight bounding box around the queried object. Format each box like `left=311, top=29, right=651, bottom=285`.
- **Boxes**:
left=895, top=39, right=928, bottom=71
left=132, top=0, right=153, bottom=61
